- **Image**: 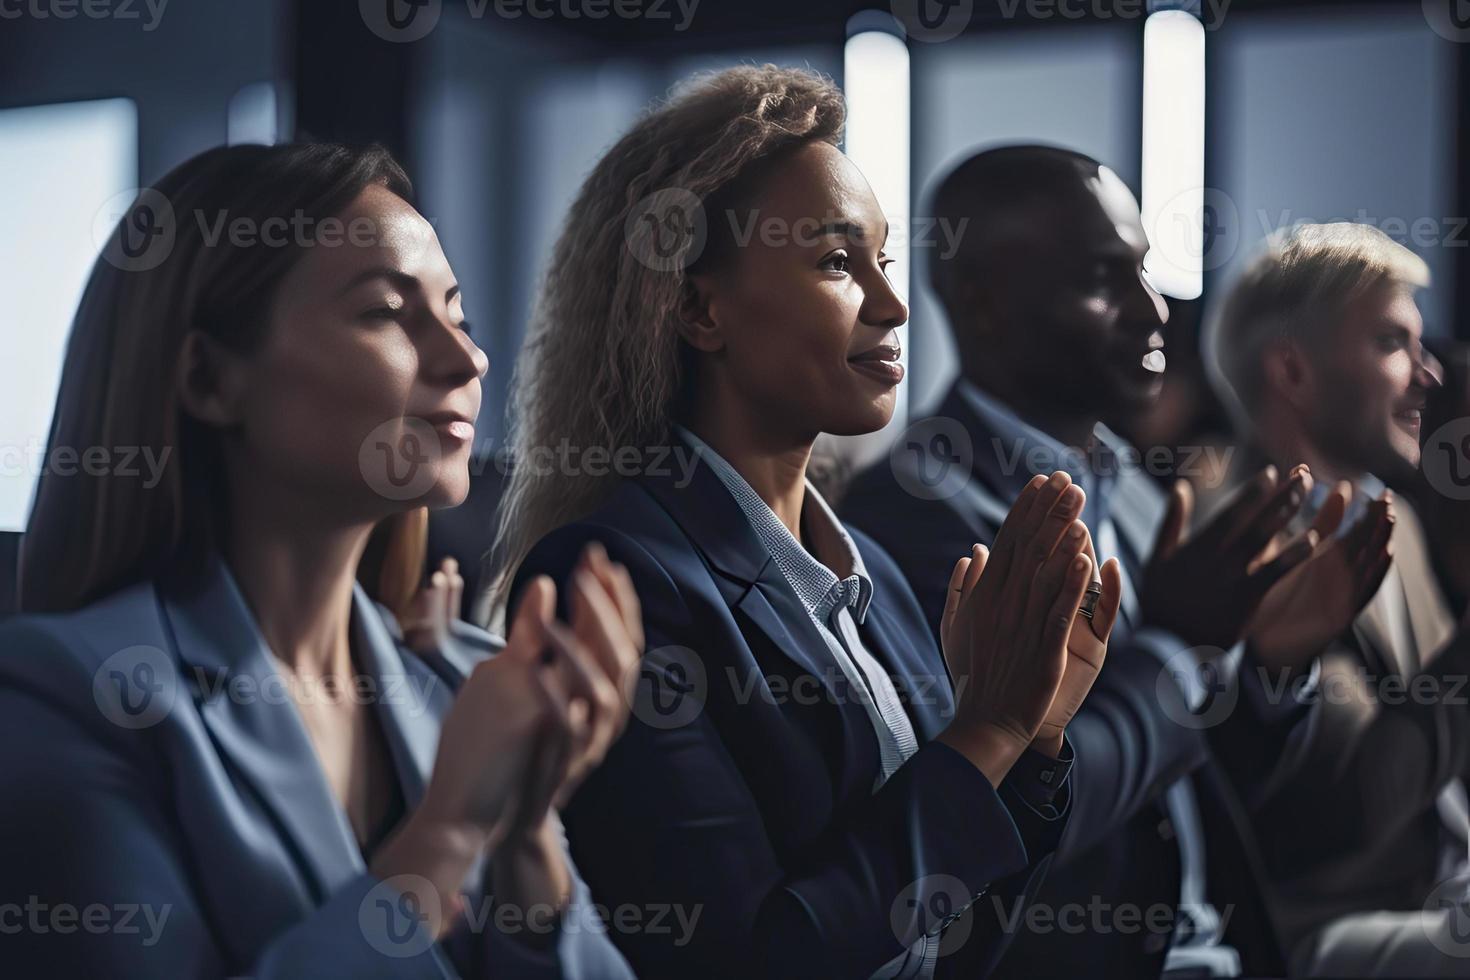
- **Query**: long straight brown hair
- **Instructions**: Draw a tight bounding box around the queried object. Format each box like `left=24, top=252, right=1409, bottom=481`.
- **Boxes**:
left=21, top=143, right=412, bottom=613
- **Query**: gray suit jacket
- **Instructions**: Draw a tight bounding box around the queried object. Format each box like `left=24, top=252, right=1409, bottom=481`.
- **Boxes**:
left=1251, top=496, right=1470, bottom=950
left=0, top=556, right=634, bottom=979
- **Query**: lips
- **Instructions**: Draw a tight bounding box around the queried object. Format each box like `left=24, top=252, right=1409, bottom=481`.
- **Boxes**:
left=424, top=411, right=476, bottom=443
left=848, top=343, right=905, bottom=386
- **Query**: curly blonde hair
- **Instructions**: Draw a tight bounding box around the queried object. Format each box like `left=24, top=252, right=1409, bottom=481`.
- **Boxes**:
left=488, top=65, right=846, bottom=613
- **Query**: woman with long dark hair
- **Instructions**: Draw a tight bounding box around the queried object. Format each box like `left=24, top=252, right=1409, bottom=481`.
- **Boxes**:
left=496, top=65, right=1125, bottom=979
left=1, top=143, right=640, bottom=978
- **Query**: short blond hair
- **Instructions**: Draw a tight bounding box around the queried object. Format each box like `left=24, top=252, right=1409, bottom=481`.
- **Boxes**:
left=1206, top=222, right=1430, bottom=430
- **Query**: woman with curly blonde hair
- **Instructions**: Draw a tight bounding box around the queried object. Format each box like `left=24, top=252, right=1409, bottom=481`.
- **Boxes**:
left=499, top=65, right=1124, bottom=979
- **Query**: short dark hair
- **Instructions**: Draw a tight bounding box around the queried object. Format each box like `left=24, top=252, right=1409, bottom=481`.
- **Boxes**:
left=927, top=144, right=1100, bottom=320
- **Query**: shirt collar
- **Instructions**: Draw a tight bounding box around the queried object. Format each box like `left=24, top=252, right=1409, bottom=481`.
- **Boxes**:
left=676, top=425, right=873, bottom=623
left=1303, top=471, right=1386, bottom=536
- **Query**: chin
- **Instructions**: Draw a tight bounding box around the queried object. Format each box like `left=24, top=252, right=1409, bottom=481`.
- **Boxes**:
left=827, top=394, right=897, bottom=437
left=1103, top=382, right=1163, bottom=422
left=431, top=475, right=471, bottom=508
left=1389, top=437, right=1422, bottom=475
left=1360, top=431, right=1419, bottom=484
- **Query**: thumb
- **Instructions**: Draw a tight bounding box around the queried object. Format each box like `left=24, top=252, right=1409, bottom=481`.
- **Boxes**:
left=1155, top=479, right=1193, bottom=562
left=940, top=555, right=971, bottom=664
left=506, top=575, right=557, bottom=660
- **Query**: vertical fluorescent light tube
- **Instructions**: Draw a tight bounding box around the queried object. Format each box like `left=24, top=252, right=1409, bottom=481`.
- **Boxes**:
left=228, top=82, right=280, bottom=146
left=1141, top=9, right=1205, bottom=300
left=843, top=28, right=911, bottom=453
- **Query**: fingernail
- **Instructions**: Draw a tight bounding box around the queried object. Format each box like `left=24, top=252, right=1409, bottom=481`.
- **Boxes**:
left=1049, top=472, right=1068, bottom=489
left=1073, top=555, right=1089, bottom=571
left=1068, top=522, right=1086, bottom=540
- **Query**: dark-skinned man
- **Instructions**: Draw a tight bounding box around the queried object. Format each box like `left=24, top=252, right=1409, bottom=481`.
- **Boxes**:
left=842, top=146, right=1387, bottom=979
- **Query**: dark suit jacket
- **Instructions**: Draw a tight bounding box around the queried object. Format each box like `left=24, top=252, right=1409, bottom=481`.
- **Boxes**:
left=0, top=556, right=631, bottom=979
left=841, top=384, right=1293, bottom=979
left=512, top=441, right=1072, bottom=980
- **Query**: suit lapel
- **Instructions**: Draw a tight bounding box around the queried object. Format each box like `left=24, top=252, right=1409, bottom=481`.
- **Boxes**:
left=161, top=559, right=386, bottom=899
left=1105, top=459, right=1167, bottom=630
left=350, top=587, right=450, bottom=808
left=1390, top=503, right=1457, bottom=665
left=640, top=444, right=871, bottom=709
left=1352, top=580, right=1401, bottom=679
left=638, top=445, right=885, bottom=771
left=860, top=598, right=955, bottom=741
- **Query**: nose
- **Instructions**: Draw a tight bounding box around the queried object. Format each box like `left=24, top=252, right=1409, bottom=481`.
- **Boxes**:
left=1415, top=346, right=1443, bottom=392
left=421, top=310, right=488, bottom=386
left=1131, top=265, right=1170, bottom=330
left=860, top=266, right=909, bottom=331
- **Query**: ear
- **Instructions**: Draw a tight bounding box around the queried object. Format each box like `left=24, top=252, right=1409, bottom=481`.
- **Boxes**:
left=675, top=273, right=727, bottom=354
left=1262, top=338, right=1315, bottom=412
left=176, top=330, right=249, bottom=428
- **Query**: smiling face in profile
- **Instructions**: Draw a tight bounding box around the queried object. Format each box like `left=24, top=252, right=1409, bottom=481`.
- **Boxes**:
left=682, top=141, right=911, bottom=441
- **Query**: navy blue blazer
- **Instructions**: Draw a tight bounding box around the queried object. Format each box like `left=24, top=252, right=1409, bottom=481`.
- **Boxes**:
left=0, top=557, right=633, bottom=979
left=841, top=383, right=1294, bottom=978
left=511, top=442, right=1071, bottom=980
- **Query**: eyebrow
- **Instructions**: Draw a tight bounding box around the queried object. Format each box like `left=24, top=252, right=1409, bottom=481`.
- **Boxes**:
left=813, top=220, right=891, bottom=247
left=336, top=266, right=460, bottom=303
